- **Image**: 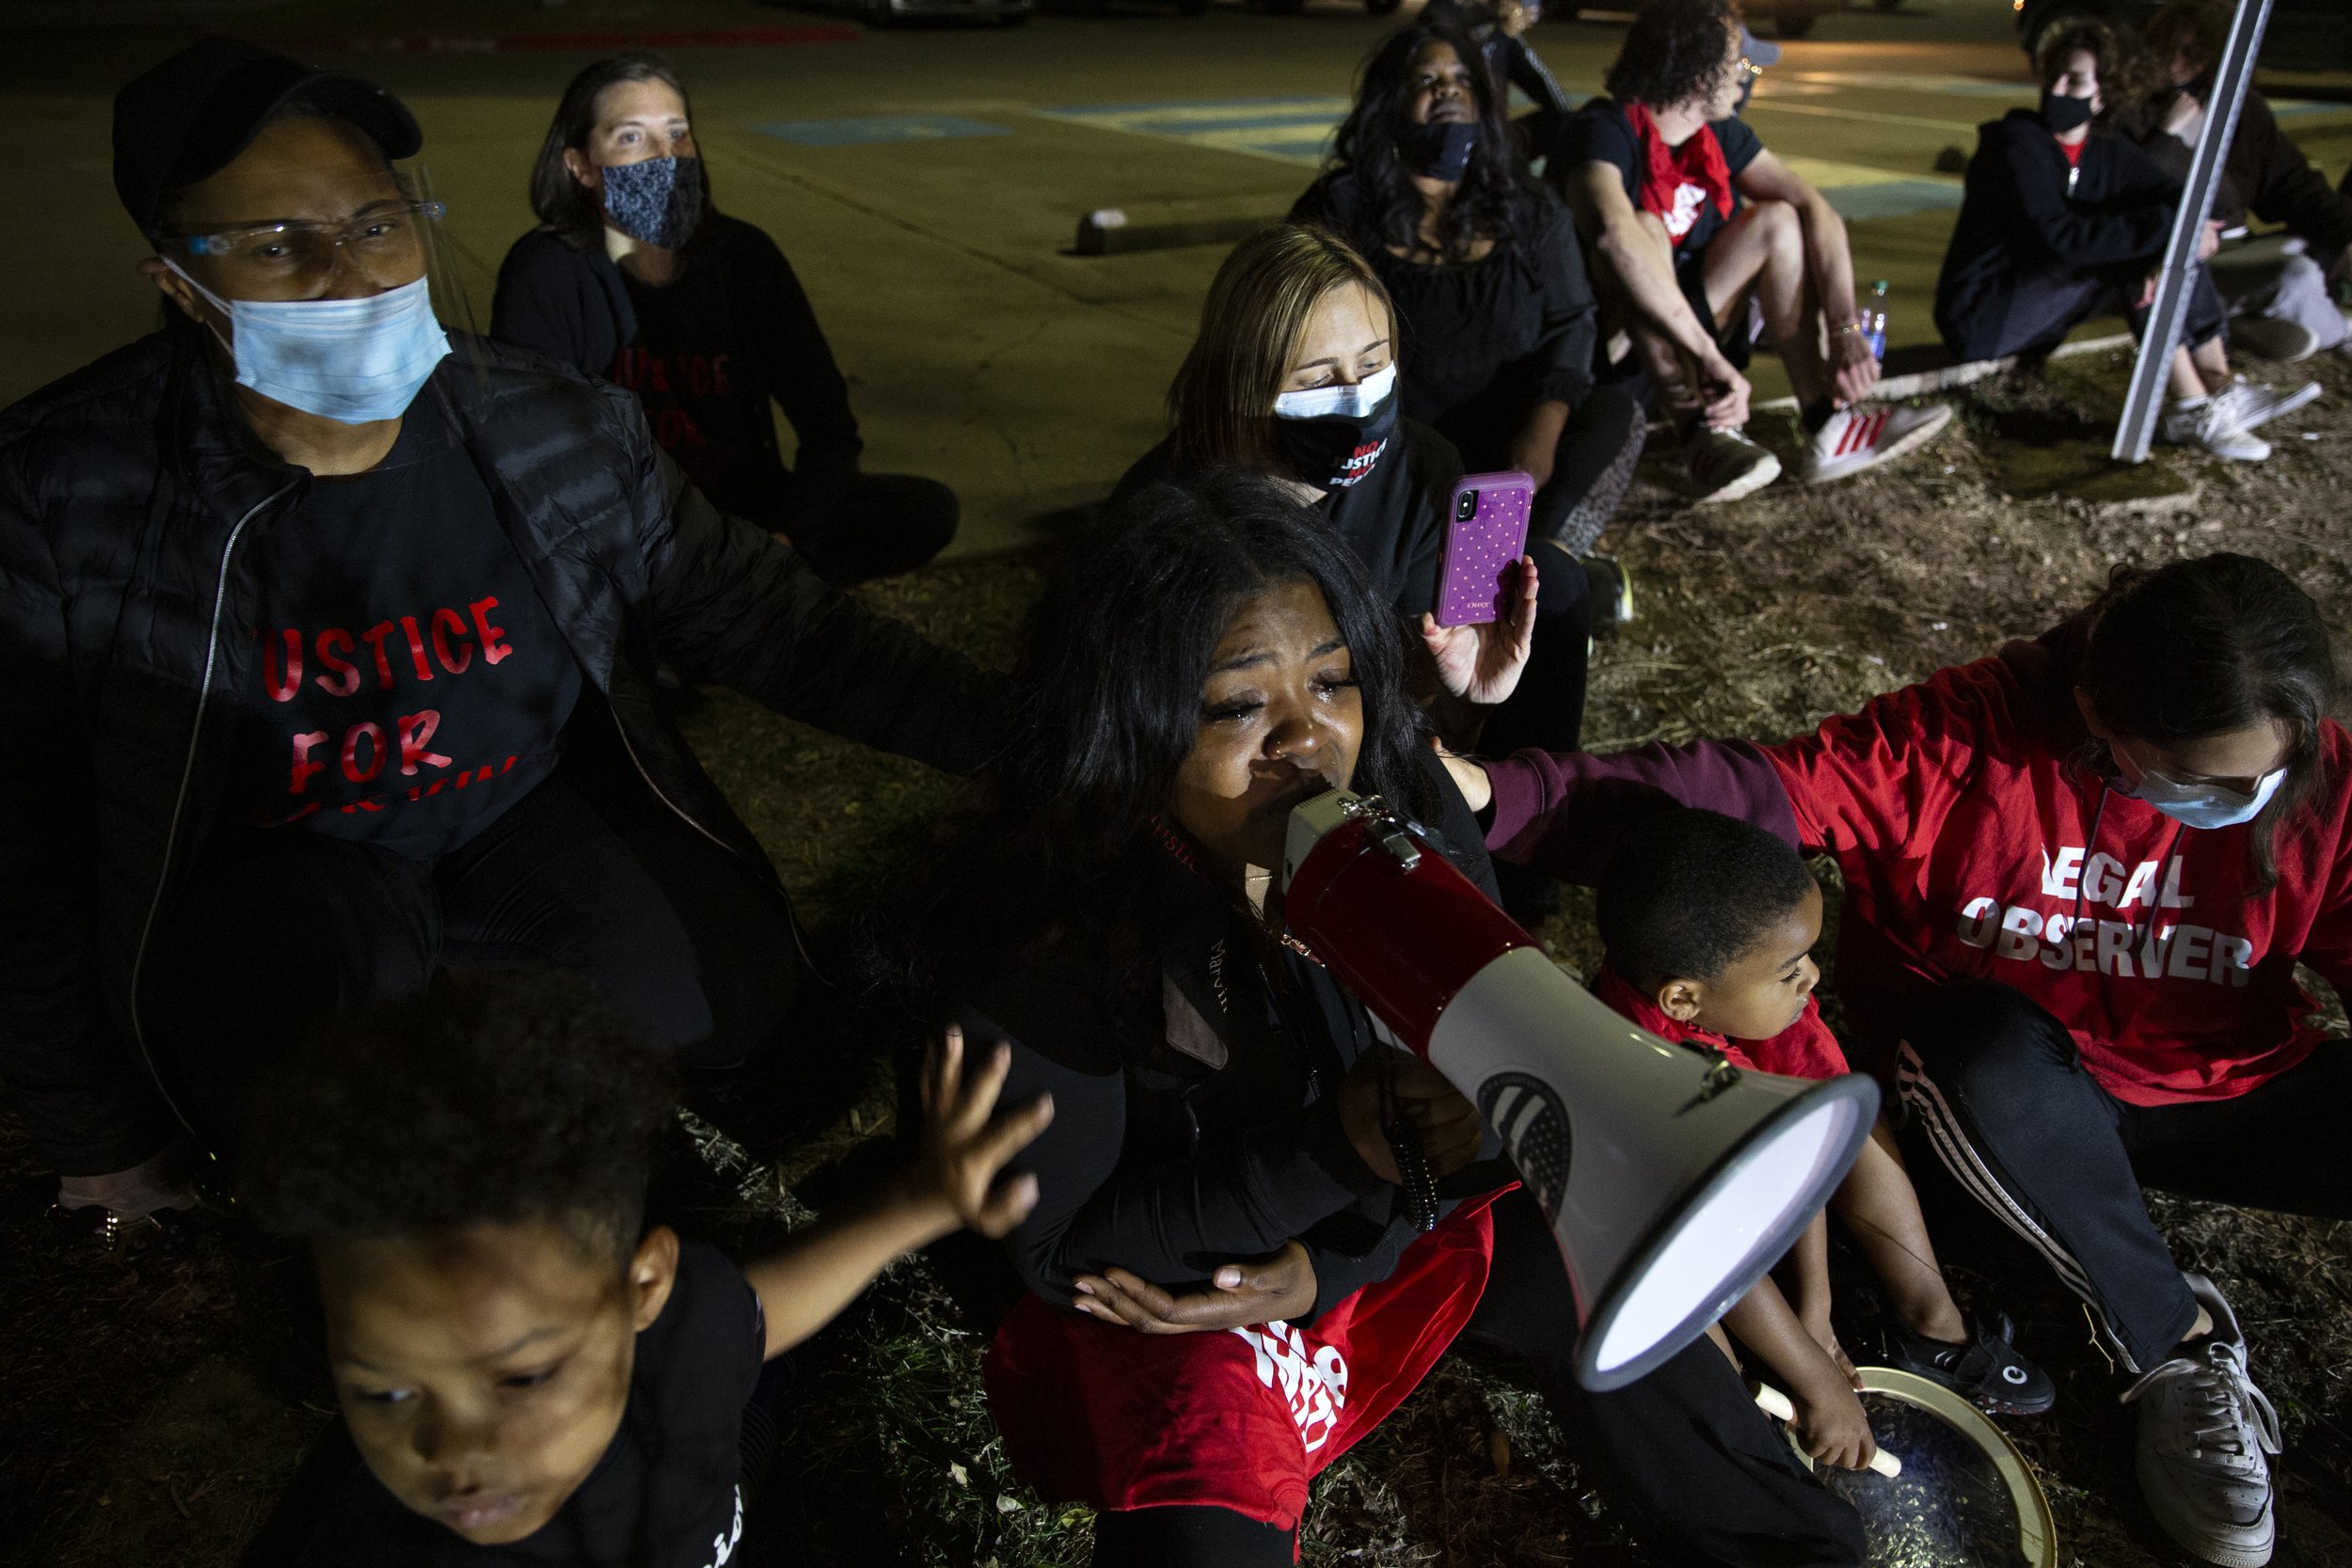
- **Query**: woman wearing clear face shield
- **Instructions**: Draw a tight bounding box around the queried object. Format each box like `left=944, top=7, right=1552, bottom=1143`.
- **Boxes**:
left=493, top=53, right=959, bottom=587
left=2, top=38, right=999, bottom=1236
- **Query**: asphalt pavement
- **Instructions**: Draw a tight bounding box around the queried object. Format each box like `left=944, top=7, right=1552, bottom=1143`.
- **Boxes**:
left=4, top=0, right=2347, bottom=553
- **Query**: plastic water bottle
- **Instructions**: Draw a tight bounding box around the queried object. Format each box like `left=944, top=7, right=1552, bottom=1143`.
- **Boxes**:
left=1860, top=280, right=1889, bottom=361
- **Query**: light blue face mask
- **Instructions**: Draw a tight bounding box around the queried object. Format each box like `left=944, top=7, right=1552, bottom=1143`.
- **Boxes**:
left=166, top=260, right=450, bottom=424
left=2123, top=759, right=2288, bottom=831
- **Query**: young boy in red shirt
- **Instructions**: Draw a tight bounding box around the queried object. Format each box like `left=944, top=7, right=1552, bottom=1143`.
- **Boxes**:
left=1594, top=808, right=2051, bottom=1470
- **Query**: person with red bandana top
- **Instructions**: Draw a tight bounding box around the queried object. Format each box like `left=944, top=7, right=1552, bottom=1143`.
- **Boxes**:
left=1440, top=552, right=2338, bottom=1568
left=1556, top=0, right=1952, bottom=501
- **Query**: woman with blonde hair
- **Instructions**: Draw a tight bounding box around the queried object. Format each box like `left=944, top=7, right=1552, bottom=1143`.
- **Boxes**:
left=1117, top=222, right=1590, bottom=923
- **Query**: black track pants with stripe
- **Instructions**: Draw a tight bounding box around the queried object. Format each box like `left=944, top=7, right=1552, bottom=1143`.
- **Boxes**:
left=1898, top=979, right=2352, bottom=1371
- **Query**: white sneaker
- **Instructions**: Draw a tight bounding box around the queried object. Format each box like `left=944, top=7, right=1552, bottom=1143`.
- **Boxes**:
left=1682, top=426, right=1781, bottom=504
left=2212, top=374, right=2322, bottom=432
left=2227, top=316, right=2319, bottom=363
left=2161, top=398, right=2272, bottom=462
left=1797, top=402, right=1955, bottom=484
left=2121, top=1274, right=2282, bottom=1568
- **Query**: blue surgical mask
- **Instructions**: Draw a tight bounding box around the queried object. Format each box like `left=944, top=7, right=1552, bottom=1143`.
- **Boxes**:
left=2123, top=760, right=2288, bottom=830
left=167, top=261, right=450, bottom=424
left=600, top=155, right=704, bottom=249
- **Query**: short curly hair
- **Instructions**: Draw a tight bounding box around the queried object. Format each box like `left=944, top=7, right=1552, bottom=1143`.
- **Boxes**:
left=2034, top=17, right=2153, bottom=129
left=1605, top=0, right=1743, bottom=112
left=240, top=971, right=677, bottom=1265
left=1597, top=807, right=1817, bottom=990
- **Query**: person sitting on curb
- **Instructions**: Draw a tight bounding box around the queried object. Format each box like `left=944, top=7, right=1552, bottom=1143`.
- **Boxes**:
left=492, top=53, right=958, bottom=588
left=2132, top=0, right=2352, bottom=365
left=1555, top=0, right=1952, bottom=503
left=1934, top=21, right=2318, bottom=462
left=2, top=38, right=1000, bottom=1231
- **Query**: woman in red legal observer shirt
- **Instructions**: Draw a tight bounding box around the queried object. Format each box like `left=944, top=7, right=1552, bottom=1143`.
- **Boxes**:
left=1445, top=551, right=2341, bottom=1568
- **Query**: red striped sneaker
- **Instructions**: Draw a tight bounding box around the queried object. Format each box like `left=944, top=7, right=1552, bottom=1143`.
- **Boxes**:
left=1798, top=402, right=1954, bottom=484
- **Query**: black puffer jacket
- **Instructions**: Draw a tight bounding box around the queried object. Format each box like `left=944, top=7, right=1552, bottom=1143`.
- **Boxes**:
left=0, top=328, right=999, bottom=1175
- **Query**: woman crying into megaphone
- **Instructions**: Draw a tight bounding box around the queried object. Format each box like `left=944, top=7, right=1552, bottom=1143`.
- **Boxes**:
left=900, top=471, right=1867, bottom=1568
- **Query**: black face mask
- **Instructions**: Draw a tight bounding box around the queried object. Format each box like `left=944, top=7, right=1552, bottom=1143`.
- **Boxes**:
left=1399, top=120, right=1479, bottom=182
left=1270, top=367, right=1400, bottom=491
left=2041, top=89, right=2096, bottom=134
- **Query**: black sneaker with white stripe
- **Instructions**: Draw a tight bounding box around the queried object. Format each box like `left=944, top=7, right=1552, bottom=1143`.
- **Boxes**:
left=1883, top=1311, right=2055, bottom=1416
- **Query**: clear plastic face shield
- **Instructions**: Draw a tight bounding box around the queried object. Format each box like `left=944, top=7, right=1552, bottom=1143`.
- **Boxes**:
left=154, top=159, right=489, bottom=416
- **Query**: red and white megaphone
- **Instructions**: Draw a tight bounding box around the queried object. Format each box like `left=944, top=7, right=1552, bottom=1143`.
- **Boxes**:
left=1282, top=788, right=1879, bottom=1391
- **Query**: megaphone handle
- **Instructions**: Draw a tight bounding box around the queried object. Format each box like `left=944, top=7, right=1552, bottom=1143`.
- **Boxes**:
left=1752, top=1383, right=1903, bottom=1478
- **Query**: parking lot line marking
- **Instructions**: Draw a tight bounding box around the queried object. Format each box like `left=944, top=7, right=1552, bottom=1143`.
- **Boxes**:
left=752, top=114, right=1009, bottom=147
left=1745, top=99, right=1986, bottom=134
left=1035, top=97, right=1350, bottom=165
left=1786, top=71, right=2036, bottom=99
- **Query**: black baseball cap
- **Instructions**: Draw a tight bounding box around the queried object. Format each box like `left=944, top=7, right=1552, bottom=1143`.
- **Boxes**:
left=113, top=36, right=422, bottom=238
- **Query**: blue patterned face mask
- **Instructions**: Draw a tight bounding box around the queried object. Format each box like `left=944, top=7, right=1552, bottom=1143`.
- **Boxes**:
left=166, top=261, right=450, bottom=423
left=599, top=155, right=704, bottom=248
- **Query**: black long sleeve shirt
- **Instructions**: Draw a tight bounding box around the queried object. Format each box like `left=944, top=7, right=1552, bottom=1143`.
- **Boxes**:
left=2136, top=90, right=2352, bottom=262
left=1290, top=170, right=1597, bottom=466
left=491, top=216, right=864, bottom=531
left=957, top=759, right=1505, bottom=1323
left=1116, top=418, right=1459, bottom=623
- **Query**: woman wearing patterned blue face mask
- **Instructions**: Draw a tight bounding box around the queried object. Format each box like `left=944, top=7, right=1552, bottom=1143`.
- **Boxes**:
left=492, top=53, right=959, bottom=588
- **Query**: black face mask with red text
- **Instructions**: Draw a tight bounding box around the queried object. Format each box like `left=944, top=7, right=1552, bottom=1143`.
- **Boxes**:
left=1269, top=364, right=1400, bottom=490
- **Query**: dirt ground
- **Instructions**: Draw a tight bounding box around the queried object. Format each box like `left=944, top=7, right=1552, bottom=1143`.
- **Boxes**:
left=8, top=342, right=2352, bottom=1568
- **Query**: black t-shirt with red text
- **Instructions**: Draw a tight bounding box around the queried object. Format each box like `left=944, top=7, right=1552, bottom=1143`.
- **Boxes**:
left=239, top=405, right=581, bottom=859
left=610, top=216, right=862, bottom=532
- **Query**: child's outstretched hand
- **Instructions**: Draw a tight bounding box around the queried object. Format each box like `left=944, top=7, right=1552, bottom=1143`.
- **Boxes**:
left=908, top=1025, right=1054, bottom=1240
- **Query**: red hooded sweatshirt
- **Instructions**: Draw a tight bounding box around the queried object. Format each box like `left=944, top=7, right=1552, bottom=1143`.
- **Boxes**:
left=1486, top=615, right=2352, bottom=1108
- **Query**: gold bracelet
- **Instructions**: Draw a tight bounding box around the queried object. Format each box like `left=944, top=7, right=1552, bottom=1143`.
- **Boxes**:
left=1831, top=321, right=1865, bottom=337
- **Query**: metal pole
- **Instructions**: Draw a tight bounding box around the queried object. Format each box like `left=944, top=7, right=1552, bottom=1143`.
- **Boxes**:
left=2112, top=0, right=2274, bottom=464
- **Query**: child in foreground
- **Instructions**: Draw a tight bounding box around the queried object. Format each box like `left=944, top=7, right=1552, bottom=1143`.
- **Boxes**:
left=242, top=970, right=1051, bottom=1566
left=1595, top=808, right=2053, bottom=1470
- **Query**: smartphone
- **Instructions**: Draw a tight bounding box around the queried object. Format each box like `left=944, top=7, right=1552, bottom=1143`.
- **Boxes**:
left=1434, top=470, right=1534, bottom=627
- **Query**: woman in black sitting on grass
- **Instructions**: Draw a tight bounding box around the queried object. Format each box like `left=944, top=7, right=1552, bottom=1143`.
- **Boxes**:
left=899, top=473, right=1865, bottom=1568
left=1291, top=22, right=1644, bottom=608
left=493, top=53, right=957, bottom=586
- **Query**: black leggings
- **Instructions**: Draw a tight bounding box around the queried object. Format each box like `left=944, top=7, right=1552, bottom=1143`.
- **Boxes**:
left=1942, top=262, right=2230, bottom=364
left=1899, top=978, right=2352, bottom=1371
left=143, top=752, right=798, bottom=1157
left=1442, top=383, right=1647, bottom=560
left=1093, top=1192, right=1865, bottom=1568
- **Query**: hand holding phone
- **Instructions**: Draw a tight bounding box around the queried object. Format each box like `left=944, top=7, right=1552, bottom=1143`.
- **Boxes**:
left=1436, top=470, right=1534, bottom=628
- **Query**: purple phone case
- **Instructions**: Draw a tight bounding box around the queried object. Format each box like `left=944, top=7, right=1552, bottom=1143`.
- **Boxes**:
left=1435, top=470, right=1534, bottom=626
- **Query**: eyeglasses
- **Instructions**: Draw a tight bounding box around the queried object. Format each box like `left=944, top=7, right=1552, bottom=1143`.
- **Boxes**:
left=165, top=199, right=445, bottom=276
left=1735, top=56, right=1764, bottom=79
